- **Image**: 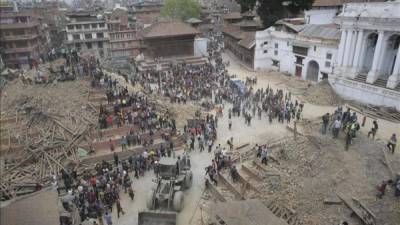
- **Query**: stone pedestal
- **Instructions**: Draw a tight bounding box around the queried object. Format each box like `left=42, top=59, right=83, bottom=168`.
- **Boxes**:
left=387, top=74, right=399, bottom=89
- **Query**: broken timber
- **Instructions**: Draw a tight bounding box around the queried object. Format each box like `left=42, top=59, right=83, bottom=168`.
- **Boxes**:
left=336, top=192, right=376, bottom=225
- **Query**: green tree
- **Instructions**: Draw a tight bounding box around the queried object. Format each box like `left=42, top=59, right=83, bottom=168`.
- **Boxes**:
left=237, top=0, right=314, bottom=28
left=236, top=0, right=256, bottom=13
left=160, top=0, right=201, bottom=21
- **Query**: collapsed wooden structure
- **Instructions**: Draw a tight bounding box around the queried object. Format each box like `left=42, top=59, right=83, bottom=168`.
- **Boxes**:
left=0, top=105, right=96, bottom=200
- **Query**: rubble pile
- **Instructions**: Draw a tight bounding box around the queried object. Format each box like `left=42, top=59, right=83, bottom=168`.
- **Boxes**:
left=0, top=78, right=97, bottom=201
left=302, top=80, right=342, bottom=106
left=24, top=58, right=66, bottom=79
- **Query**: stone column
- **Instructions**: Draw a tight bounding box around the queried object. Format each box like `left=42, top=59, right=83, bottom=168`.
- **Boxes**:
left=387, top=47, right=400, bottom=89
left=350, top=29, right=364, bottom=78
left=348, top=31, right=358, bottom=66
left=367, top=31, right=385, bottom=84
left=337, top=30, right=347, bottom=67
left=342, top=30, right=354, bottom=70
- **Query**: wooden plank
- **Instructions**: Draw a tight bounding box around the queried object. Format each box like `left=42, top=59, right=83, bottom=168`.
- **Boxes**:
left=241, top=164, right=263, bottom=182
left=336, top=192, right=376, bottom=225
left=236, top=143, right=250, bottom=150
left=205, top=179, right=226, bottom=202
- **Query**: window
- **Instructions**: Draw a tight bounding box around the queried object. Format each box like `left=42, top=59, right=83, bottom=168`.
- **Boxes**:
left=97, top=33, right=104, bottom=38
left=275, top=43, right=278, bottom=48
left=19, top=17, right=27, bottom=23
left=314, top=46, right=317, bottom=51
left=98, top=42, right=103, bottom=48
left=87, top=43, right=92, bottom=49
left=287, top=42, right=289, bottom=46
left=263, top=41, right=268, bottom=45
left=263, top=50, right=268, bottom=54
left=295, top=56, right=304, bottom=65
left=91, top=24, right=97, bottom=29
left=84, top=24, right=90, bottom=29
left=274, top=50, right=278, bottom=56
left=325, top=61, right=331, bottom=67
left=73, top=34, right=80, bottom=40
left=67, top=25, right=74, bottom=30
left=326, top=53, right=332, bottom=60
left=272, top=60, right=280, bottom=67
left=75, top=43, right=81, bottom=50
left=99, top=23, right=105, bottom=28
left=85, top=34, right=92, bottom=39
left=13, top=30, right=24, bottom=36
left=76, top=24, right=82, bottom=30
left=293, top=46, right=308, bottom=56
left=15, top=41, right=28, bottom=48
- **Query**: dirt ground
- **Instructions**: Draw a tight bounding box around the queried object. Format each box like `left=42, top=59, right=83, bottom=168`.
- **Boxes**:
left=2, top=54, right=399, bottom=225
left=84, top=53, right=399, bottom=225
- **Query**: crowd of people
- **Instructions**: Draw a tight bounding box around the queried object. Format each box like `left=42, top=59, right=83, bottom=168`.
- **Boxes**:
left=22, top=26, right=398, bottom=225
left=320, top=106, right=397, bottom=153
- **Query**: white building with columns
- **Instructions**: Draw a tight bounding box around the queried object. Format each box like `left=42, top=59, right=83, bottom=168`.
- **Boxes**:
left=331, top=1, right=400, bottom=110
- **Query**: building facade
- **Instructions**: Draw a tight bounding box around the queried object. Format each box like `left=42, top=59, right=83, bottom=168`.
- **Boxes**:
left=0, top=3, right=43, bottom=69
left=254, top=20, right=339, bottom=82
left=64, top=12, right=109, bottom=58
left=304, top=0, right=384, bottom=25
left=109, top=30, right=141, bottom=61
left=223, top=25, right=255, bottom=68
left=142, top=21, right=199, bottom=58
left=331, top=2, right=400, bottom=109
left=222, top=11, right=261, bottom=68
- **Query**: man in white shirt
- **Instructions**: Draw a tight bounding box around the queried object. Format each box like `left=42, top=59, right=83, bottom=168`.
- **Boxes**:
left=332, top=117, right=341, bottom=138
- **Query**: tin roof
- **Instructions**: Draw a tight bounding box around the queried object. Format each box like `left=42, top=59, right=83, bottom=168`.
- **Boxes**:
left=298, top=24, right=340, bottom=40
left=312, top=0, right=384, bottom=7
left=186, top=18, right=202, bottom=24
left=238, top=33, right=256, bottom=49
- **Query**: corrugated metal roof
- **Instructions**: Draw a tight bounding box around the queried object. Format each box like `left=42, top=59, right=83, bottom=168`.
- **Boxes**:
left=186, top=18, right=202, bottom=23
left=238, top=33, right=255, bottom=49
left=298, top=24, right=340, bottom=40
left=313, top=0, right=384, bottom=7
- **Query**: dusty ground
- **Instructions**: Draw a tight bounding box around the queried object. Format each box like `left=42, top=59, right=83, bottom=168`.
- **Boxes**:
left=80, top=53, right=400, bottom=225
left=3, top=54, right=399, bottom=225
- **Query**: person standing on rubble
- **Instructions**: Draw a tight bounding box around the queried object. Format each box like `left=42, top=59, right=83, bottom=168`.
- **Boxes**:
left=368, top=120, right=378, bottom=139
left=261, top=146, right=268, bottom=165
left=387, top=133, right=397, bottom=154
left=332, top=117, right=341, bottom=138
left=322, top=113, right=330, bottom=134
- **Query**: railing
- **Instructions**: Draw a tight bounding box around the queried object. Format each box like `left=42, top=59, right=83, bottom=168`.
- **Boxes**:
left=1, top=34, right=39, bottom=41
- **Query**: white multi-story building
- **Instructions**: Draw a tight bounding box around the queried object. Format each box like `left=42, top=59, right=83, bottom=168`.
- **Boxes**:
left=65, top=12, right=109, bottom=58
left=254, top=1, right=400, bottom=109
left=304, top=0, right=384, bottom=25
left=254, top=20, right=339, bottom=82
left=330, top=1, right=400, bottom=109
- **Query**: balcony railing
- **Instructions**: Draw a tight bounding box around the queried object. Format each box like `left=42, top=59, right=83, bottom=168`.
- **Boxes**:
left=1, top=34, right=39, bottom=41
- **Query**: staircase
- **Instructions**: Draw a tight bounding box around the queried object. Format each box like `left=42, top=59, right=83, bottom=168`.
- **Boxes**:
left=137, top=56, right=208, bottom=72
left=352, top=74, right=400, bottom=91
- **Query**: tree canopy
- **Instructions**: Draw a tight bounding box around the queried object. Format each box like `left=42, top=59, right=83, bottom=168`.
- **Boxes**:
left=236, top=0, right=314, bottom=28
left=236, top=0, right=257, bottom=13
left=160, top=0, right=201, bottom=21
